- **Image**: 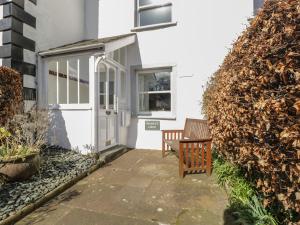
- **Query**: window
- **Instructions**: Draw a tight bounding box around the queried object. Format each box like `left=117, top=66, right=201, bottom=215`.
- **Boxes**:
left=137, top=0, right=172, bottom=27
left=47, top=55, right=90, bottom=105
left=120, top=70, right=126, bottom=100
left=137, top=69, right=171, bottom=112
left=254, top=0, right=264, bottom=15
left=99, top=64, right=107, bottom=109
left=112, top=48, right=126, bottom=66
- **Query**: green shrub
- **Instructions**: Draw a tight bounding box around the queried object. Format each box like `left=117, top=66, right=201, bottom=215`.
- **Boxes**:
left=0, top=109, right=48, bottom=161
left=214, top=156, right=278, bottom=225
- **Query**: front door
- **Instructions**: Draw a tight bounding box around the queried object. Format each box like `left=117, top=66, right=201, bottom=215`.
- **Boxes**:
left=98, top=63, right=117, bottom=150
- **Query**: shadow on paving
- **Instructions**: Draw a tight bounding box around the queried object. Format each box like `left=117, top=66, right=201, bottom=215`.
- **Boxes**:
left=17, top=150, right=230, bottom=225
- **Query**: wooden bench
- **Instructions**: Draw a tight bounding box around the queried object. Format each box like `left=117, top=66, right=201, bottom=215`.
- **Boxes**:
left=162, top=119, right=212, bottom=178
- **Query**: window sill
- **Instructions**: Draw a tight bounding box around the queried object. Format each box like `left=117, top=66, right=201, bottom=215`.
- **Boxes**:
left=135, top=113, right=176, bottom=120
left=131, top=22, right=177, bottom=32
left=49, top=104, right=92, bottom=110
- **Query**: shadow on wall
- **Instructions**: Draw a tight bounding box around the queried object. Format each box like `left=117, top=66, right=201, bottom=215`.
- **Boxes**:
left=48, top=106, right=71, bottom=149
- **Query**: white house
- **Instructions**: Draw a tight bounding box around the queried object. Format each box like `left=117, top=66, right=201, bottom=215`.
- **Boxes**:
left=0, top=0, right=264, bottom=153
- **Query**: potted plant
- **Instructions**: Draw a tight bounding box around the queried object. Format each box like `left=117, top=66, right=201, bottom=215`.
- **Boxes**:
left=0, top=110, right=48, bottom=182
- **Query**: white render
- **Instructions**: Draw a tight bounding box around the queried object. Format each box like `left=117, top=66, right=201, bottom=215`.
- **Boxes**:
left=36, top=0, right=256, bottom=152
left=29, top=0, right=86, bottom=52
left=97, top=0, right=253, bottom=149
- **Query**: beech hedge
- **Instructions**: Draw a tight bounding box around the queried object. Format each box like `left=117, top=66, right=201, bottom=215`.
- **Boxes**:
left=203, top=0, right=299, bottom=223
left=0, top=66, right=23, bottom=126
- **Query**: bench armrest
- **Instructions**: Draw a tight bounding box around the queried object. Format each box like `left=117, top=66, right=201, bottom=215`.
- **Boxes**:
left=162, top=130, right=184, bottom=141
left=162, top=129, right=184, bottom=133
left=179, top=138, right=212, bottom=143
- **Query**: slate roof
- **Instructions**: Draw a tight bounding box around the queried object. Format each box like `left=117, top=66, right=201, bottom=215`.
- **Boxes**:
left=39, top=33, right=135, bottom=57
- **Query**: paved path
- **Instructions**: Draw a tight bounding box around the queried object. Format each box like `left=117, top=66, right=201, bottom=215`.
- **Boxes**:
left=17, top=150, right=229, bottom=225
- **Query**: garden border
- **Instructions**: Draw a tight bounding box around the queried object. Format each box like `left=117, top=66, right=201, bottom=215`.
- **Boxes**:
left=0, top=147, right=130, bottom=225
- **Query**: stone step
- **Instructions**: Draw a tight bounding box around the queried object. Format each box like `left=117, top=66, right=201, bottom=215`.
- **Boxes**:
left=98, top=145, right=128, bottom=164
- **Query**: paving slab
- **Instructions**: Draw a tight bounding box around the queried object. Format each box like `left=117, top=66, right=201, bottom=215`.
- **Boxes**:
left=16, top=150, right=229, bottom=225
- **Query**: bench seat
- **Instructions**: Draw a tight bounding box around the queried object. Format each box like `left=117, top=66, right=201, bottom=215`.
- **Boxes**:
left=162, top=119, right=212, bottom=178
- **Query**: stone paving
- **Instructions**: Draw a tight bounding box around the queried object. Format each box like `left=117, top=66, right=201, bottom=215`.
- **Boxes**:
left=16, top=150, right=230, bottom=225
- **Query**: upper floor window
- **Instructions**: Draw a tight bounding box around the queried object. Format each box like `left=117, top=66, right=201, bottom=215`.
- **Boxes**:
left=254, top=0, right=264, bottom=15
left=137, top=0, right=172, bottom=27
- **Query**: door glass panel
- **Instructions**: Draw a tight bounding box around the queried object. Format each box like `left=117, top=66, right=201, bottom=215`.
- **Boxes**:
left=99, top=64, right=107, bottom=109
left=109, top=68, right=115, bottom=110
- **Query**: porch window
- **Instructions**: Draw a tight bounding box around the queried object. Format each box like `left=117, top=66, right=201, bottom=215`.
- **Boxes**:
left=137, top=0, right=172, bottom=27
left=137, top=69, right=171, bottom=112
left=47, top=55, right=90, bottom=105
left=120, top=70, right=126, bottom=100
left=113, top=47, right=126, bottom=66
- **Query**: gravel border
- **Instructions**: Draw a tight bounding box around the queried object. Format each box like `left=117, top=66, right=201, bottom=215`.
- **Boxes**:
left=0, top=148, right=102, bottom=225
left=0, top=160, right=104, bottom=225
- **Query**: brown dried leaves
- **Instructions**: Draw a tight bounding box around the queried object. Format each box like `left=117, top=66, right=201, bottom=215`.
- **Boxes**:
left=0, top=66, right=23, bottom=126
left=203, top=0, right=300, bottom=221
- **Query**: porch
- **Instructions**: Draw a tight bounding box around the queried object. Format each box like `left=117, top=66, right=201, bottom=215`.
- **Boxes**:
left=16, top=150, right=231, bottom=225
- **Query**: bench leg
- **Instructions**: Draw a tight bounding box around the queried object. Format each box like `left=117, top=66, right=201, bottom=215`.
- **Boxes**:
left=162, top=132, right=166, bottom=158
left=179, top=163, right=184, bottom=178
left=206, top=142, right=212, bottom=176
left=162, top=141, right=166, bottom=158
left=179, top=143, right=184, bottom=178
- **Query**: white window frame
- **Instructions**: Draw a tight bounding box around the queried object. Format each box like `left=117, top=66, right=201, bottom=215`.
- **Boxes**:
left=46, top=53, right=92, bottom=109
left=136, top=68, right=174, bottom=118
left=136, top=0, right=173, bottom=27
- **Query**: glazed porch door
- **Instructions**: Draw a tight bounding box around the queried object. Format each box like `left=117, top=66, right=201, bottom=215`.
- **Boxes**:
left=98, top=63, right=117, bottom=150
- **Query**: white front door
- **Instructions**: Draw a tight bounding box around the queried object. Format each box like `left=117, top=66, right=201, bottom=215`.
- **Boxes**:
left=98, top=63, right=117, bottom=150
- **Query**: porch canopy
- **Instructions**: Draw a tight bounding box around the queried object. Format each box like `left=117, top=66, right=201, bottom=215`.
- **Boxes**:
left=39, top=33, right=136, bottom=57
left=39, top=33, right=136, bottom=153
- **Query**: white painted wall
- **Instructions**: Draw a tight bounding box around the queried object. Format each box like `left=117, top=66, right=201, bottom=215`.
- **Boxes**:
left=85, top=0, right=99, bottom=40
left=98, top=0, right=135, bottom=37
left=48, top=109, right=93, bottom=154
left=98, top=0, right=254, bottom=150
left=25, top=0, right=85, bottom=52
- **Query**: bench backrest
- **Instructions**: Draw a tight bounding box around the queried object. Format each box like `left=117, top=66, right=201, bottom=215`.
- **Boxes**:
left=183, top=119, right=211, bottom=140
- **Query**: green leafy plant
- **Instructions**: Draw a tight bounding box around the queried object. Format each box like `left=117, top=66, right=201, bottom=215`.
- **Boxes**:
left=0, top=109, right=48, bottom=161
left=213, top=156, right=278, bottom=225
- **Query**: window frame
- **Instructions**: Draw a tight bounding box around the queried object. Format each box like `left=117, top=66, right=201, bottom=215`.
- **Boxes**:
left=136, top=0, right=173, bottom=27
left=46, top=53, right=91, bottom=108
left=136, top=68, right=174, bottom=117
